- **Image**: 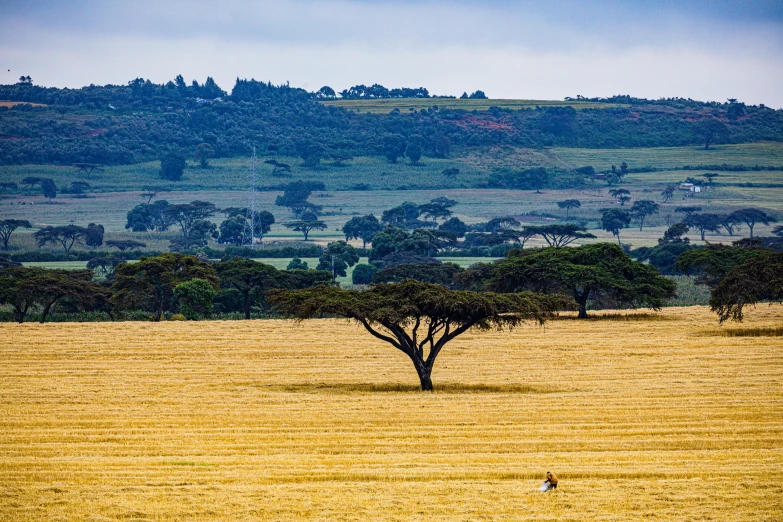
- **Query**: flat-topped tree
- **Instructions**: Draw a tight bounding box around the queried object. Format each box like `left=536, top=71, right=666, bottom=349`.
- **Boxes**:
left=557, top=199, right=581, bottom=218
left=34, top=225, right=88, bottom=253
left=342, top=215, right=382, bottom=248
left=0, top=267, right=110, bottom=323
left=600, top=208, right=631, bottom=245
left=631, top=200, right=660, bottom=231
left=709, top=252, right=783, bottom=323
left=73, top=163, right=104, bottom=177
left=727, top=208, right=776, bottom=238
left=106, top=239, right=147, bottom=251
left=489, top=244, right=676, bottom=319
left=284, top=210, right=327, bottom=241
left=524, top=224, right=596, bottom=248
left=269, top=280, right=569, bottom=391
left=0, top=219, right=32, bottom=251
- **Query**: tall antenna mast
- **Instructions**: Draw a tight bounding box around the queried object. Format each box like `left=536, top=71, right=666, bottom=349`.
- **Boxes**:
left=242, top=147, right=261, bottom=248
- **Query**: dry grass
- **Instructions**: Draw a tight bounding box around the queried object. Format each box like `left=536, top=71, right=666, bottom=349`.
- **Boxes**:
left=1, top=305, right=782, bottom=520
left=707, top=326, right=783, bottom=337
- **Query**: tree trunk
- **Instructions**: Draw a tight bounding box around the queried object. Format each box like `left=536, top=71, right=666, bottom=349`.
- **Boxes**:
left=748, top=224, right=754, bottom=238
left=40, top=297, right=60, bottom=323
left=412, top=357, right=434, bottom=391
left=244, top=291, right=251, bottom=320
left=574, top=288, right=590, bottom=319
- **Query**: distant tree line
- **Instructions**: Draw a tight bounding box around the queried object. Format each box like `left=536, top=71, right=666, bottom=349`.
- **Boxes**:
left=2, top=77, right=781, bottom=167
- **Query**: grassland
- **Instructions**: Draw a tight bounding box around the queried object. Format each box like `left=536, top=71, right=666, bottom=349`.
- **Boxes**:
left=3, top=143, right=782, bottom=194
left=319, top=98, right=621, bottom=114
left=1, top=305, right=781, bottom=520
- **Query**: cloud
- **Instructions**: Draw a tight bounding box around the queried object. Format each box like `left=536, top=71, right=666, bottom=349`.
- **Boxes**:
left=1, top=0, right=782, bottom=106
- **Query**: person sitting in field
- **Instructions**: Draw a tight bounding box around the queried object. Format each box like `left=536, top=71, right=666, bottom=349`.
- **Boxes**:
left=540, top=471, right=558, bottom=491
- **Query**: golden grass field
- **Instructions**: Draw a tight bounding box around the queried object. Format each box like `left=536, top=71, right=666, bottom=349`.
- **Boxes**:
left=1, top=306, right=782, bottom=521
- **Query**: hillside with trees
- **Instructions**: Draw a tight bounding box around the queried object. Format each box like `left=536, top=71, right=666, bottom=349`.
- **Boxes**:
left=1, top=77, right=782, bottom=167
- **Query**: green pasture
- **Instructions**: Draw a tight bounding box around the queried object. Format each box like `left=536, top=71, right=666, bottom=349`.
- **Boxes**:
left=550, top=142, right=783, bottom=171
left=2, top=143, right=782, bottom=196
left=319, top=98, right=622, bottom=114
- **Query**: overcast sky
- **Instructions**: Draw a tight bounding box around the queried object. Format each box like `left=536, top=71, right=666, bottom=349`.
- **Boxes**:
left=2, top=0, right=782, bottom=106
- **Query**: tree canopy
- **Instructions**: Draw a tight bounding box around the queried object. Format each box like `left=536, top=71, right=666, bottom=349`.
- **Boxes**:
left=112, top=253, right=218, bottom=321
left=486, top=244, right=676, bottom=318
left=709, top=252, right=783, bottom=322
left=0, top=219, right=32, bottom=251
left=268, top=280, right=569, bottom=390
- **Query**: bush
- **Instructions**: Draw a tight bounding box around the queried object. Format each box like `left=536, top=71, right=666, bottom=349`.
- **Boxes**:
left=352, top=264, right=378, bottom=285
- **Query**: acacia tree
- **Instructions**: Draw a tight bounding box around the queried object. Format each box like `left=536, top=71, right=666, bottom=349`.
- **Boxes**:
left=215, top=259, right=281, bottom=319
left=683, top=213, right=722, bottom=241
left=126, top=201, right=174, bottom=239
left=524, top=224, right=595, bottom=248
left=631, top=200, right=660, bottom=231
left=284, top=212, right=327, bottom=241
left=488, top=244, right=676, bottom=319
left=557, top=199, right=581, bottom=218
left=163, top=201, right=218, bottom=248
left=342, top=214, right=382, bottom=248
left=268, top=280, right=569, bottom=391
left=709, top=252, right=783, bottom=322
left=0, top=267, right=110, bottom=323
left=0, top=219, right=32, bottom=250
left=600, top=209, right=631, bottom=245
left=106, top=240, right=147, bottom=251
left=112, top=253, right=218, bottom=321
left=34, top=225, right=88, bottom=253
left=317, top=241, right=360, bottom=279
left=727, top=208, right=776, bottom=238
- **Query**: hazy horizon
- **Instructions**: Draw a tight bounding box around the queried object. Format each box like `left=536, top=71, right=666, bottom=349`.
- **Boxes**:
left=2, top=0, right=782, bottom=107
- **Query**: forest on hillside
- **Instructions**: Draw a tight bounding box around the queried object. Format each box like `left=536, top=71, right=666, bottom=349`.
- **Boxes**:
left=1, top=77, right=782, bottom=166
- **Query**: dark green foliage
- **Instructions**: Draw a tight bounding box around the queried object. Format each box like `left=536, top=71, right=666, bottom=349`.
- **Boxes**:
left=727, top=208, right=777, bottom=238
left=317, top=241, right=360, bottom=278
left=683, top=213, right=723, bottom=241
left=523, top=224, right=596, bottom=247
left=125, top=201, right=173, bottom=237
left=372, top=262, right=464, bottom=288
left=218, top=215, right=247, bottom=246
left=194, top=143, right=215, bottom=169
left=34, top=225, right=88, bottom=253
left=268, top=279, right=569, bottom=390
left=660, top=223, right=690, bottom=245
left=0, top=266, right=110, bottom=323
left=632, top=243, right=695, bottom=275
left=351, top=263, right=378, bottom=285
left=40, top=178, right=57, bottom=200
left=287, top=257, right=309, bottom=270
left=630, top=200, right=660, bottom=231
left=2, top=79, right=782, bottom=167
left=112, top=253, right=218, bottom=321
left=86, top=256, right=123, bottom=278
left=709, top=252, right=783, bottom=322
left=438, top=217, right=467, bottom=238
left=160, top=152, right=187, bottom=181
left=0, top=219, right=32, bottom=251
left=675, top=243, right=769, bottom=287
left=693, top=118, right=729, bottom=149
left=557, top=199, right=581, bottom=218
left=488, top=244, right=676, bottom=318
left=342, top=214, right=382, bottom=248
left=275, top=180, right=325, bottom=217
left=85, top=223, right=105, bottom=249
left=383, top=134, right=407, bottom=163
left=174, top=278, right=217, bottom=319
left=599, top=209, right=632, bottom=244
left=163, top=201, right=218, bottom=249
left=369, top=227, right=440, bottom=262
left=284, top=217, right=327, bottom=241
